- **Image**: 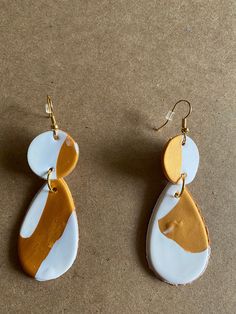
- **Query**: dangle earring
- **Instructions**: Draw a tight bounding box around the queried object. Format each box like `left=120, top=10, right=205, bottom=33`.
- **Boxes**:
left=146, top=100, right=210, bottom=285
left=18, top=96, right=79, bottom=281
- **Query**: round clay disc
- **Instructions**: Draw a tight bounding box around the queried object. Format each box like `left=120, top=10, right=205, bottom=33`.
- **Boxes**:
left=27, top=130, right=79, bottom=179
left=162, top=135, right=199, bottom=184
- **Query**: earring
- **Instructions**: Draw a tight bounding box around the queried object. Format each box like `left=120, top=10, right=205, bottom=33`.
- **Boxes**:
left=146, top=100, right=210, bottom=285
left=18, top=96, right=79, bottom=281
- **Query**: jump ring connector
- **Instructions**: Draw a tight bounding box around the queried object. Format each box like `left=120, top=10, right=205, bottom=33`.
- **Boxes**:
left=182, top=133, right=187, bottom=145
left=174, top=173, right=187, bottom=198
left=47, top=167, right=57, bottom=193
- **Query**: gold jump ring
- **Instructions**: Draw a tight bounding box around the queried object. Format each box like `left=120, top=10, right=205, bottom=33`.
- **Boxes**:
left=174, top=173, right=187, bottom=198
left=47, top=167, right=56, bottom=193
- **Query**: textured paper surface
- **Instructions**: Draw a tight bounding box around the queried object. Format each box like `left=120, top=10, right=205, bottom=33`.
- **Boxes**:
left=0, top=1, right=235, bottom=313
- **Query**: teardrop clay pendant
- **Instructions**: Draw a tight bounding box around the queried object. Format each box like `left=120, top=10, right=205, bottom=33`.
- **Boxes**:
left=18, top=179, right=79, bottom=281
left=146, top=135, right=210, bottom=285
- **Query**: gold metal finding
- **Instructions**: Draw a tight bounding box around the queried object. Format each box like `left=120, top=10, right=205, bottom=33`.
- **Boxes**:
left=47, top=95, right=59, bottom=139
left=47, top=167, right=57, bottom=193
left=174, top=173, right=187, bottom=198
left=154, top=99, right=192, bottom=145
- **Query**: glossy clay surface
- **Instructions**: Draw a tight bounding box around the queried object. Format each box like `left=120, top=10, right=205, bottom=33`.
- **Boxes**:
left=27, top=130, right=79, bottom=180
left=19, top=129, right=79, bottom=281
left=147, top=136, right=210, bottom=285
left=18, top=179, right=79, bottom=281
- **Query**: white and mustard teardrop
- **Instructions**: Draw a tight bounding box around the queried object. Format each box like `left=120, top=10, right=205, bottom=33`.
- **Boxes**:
left=18, top=130, right=79, bottom=281
left=146, top=135, right=210, bottom=285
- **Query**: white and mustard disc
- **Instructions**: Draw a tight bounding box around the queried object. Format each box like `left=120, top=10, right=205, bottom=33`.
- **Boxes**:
left=27, top=130, right=79, bottom=180
left=146, top=183, right=210, bottom=285
left=162, top=135, right=199, bottom=184
left=18, top=179, right=79, bottom=281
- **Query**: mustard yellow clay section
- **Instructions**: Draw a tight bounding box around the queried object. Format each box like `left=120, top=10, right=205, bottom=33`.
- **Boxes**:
left=158, top=188, right=209, bottom=253
left=18, top=179, right=75, bottom=277
left=56, top=135, right=79, bottom=178
left=162, top=135, right=182, bottom=183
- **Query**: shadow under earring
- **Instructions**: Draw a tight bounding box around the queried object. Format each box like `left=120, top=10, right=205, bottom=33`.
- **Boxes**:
left=18, top=96, right=79, bottom=281
left=146, top=100, right=210, bottom=285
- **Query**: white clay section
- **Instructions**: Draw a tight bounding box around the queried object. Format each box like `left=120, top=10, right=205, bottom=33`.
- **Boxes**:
left=20, top=184, right=49, bottom=238
left=27, top=130, right=67, bottom=179
left=156, top=184, right=180, bottom=219
left=35, top=211, right=79, bottom=281
left=146, top=183, right=210, bottom=285
left=181, top=136, right=200, bottom=185
left=147, top=223, right=210, bottom=285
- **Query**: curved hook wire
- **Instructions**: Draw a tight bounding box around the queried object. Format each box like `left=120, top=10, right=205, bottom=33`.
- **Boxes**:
left=154, top=99, right=192, bottom=145
left=154, top=99, right=192, bottom=132
left=46, top=95, right=53, bottom=114
left=46, top=95, right=59, bottom=139
left=171, top=99, right=192, bottom=119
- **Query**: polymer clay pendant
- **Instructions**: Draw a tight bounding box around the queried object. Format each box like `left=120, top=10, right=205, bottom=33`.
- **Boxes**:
left=18, top=97, right=79, bottom=281
left=146, top=101, right=210, bottom=285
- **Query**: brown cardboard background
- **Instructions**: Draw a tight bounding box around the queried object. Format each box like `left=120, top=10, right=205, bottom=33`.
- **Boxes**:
left=0, top=1, right=235, bottom=313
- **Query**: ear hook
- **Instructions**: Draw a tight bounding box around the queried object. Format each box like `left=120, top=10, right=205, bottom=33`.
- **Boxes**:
left=154, top=99, right=192, bottom=145
left=46, top=95, right=59, bottom=139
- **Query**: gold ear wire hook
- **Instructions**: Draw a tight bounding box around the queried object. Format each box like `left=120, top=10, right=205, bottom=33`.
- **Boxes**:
left=154, top=99, right=192, bottom=145
left=46, top=95, right=59, bottom=139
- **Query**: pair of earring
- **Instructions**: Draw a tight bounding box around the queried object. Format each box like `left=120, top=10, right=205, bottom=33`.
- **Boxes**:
left=18, top=97, right=210, bottom=285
